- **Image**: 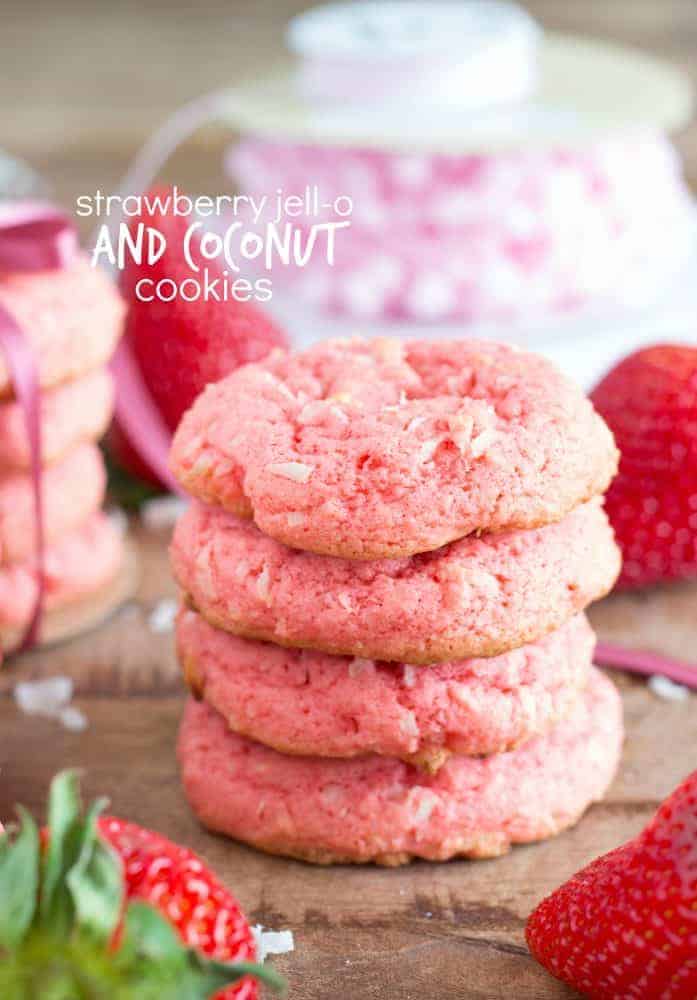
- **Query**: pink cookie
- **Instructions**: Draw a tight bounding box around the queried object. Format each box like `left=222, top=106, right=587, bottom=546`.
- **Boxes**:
left=172, top=498, right=619, bottom=663
left=171, top=338, right=618, bottom=559
left=0, top=511, right=123, bottom=632
left=0, top=368, right=114, bottom=470
left=178, top=667, right=622, bottom=865
left=0, top=443, right=105, bottom=565
left=0, top=255, right=123, bottom=398
left=179, top=610, right=594, bottom=769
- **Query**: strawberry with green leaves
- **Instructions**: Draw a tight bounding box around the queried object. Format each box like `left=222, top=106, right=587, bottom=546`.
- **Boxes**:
left=527, top=768, right=697, bottom=998
left=0, top=772, right=285, bottom=999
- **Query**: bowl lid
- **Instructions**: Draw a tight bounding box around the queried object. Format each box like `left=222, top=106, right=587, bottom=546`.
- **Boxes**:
left=221, top=2, right=692, bottom=153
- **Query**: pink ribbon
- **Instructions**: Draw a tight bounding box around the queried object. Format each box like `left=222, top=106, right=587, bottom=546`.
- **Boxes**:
left=0, top=203, right=79, bottom=273
left=0, top=201, right=79, bottom=651
left=595, top=641, right=697, bottom=691
left=111, top=341, right=185, bottom=496
left=104, top=90, right=230, bottom=499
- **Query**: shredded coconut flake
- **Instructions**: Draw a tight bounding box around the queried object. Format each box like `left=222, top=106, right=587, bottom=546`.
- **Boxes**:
left=141, top=496, right=188, bottom=531
left=418, top=438, right=441, bottom=463
left=59, top=705, right=88, bottom=732
left=212, top=459, right=237, bottom=479
left=107, top=506, right=129, bottom=536
left=452, top=684, right=477, bottom=709
left=190, top=451, right=215, bottom=477
left=233, top=560, right=248, bottom=582
left=399, top=714, right=419, bottom=738
left=466, top=567, right=501, bottom=599
left=15, top=676, right=73, bottom=714
left=267, top=462, right=314, bottom=484
left=407, top=788, right=438, bottom=824
left=256, top=565, right=272, bottom=605
left=447, top=413, right=474, bottom=452
left=402, top=665, right=417, bottom=688
left=406, top=416, right=428, bottom=433
left=181, top=433, right=204, bottom=462
left=296, top=401, right=324, bottom=425
left=14, top=678, right=88, bottom=732
left=274, top=380, right=297, bottom=403
left=349, top=657, right=374, bottom=678
left=328, top=391, right=353, bottom=405
left=252, top=926, right=295, bottom=963
left=330, top=405, right=350, bottom=424
left=195, top=542, right=218, bottom=602
left=648, top=674, right=690, bottom=701
left=336, top=592, right=353, bottom=612
left=470, top=428, right=499, bottom=459
left=320, top=783, right=343, bottom=804
left=148, top=599, right=178, bottom=634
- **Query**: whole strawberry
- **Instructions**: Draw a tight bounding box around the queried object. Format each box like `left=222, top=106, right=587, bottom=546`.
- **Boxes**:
left=0, top=771, right=284, bottom=998
left=115, top=186, right=288, bottom=485
left=591, top=345, right=697, bottom=589
left=526, top=768, right=697, bottom=999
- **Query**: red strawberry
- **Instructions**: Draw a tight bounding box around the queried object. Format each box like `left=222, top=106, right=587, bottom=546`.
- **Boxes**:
left=0, top=771, right=285, bottom=998
left=99, top=817, right=260, bottom=1000
left=526, top=768, right=697, bottom=999
left=115, top=185, right=288, bottom=484
left=591, top=345, right=697, bottom=588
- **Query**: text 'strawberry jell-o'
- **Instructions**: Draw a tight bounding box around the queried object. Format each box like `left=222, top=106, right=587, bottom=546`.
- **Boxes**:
left=0, top=247, right=127, bottom=648
left=170, top=335, right=624, bottom=865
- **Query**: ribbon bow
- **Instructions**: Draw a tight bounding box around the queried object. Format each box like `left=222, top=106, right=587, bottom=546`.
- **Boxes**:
left=0, top=201, right=79, bottom=651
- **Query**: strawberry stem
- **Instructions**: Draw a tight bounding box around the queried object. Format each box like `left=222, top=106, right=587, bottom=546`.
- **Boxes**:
left=0, top=771, right=285, bottom=998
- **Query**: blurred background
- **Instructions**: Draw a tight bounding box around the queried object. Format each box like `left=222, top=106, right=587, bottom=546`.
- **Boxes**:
left=2, top=0, right=696, bottom=228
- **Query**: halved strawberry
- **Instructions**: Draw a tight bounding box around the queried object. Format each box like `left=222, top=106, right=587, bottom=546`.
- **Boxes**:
left=115, top=185, right=288, bottom=485
left=0, top=771, right=284, bottom=998
left=527, top=768, right=697, bottom=998
left=591, top=345, right=697, bottom=589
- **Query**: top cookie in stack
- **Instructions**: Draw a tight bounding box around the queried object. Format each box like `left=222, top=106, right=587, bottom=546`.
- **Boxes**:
left=171, top=337, right=623, bottom=866
left=171, top=338, right=617, bottom=559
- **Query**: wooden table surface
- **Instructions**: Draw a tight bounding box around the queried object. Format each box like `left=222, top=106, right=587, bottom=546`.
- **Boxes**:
left=1, top=2, right=696, bottom=998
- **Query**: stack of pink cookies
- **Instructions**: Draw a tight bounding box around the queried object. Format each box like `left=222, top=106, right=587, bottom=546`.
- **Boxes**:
left=171, top=337, right=623, bottom=865
left=0, top=256, right=125, bottom=643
